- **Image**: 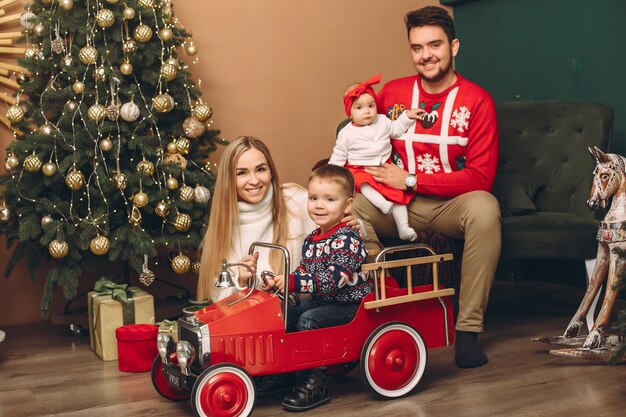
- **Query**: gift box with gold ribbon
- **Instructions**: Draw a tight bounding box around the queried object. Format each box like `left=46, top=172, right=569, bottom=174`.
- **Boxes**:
left=157, top=319, right=178, bottom=342
left=87, top=278, right=155, bottom=361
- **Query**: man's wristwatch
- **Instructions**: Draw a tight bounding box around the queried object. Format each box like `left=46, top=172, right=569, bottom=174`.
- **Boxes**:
left=404, top=174, right=417, bottom=190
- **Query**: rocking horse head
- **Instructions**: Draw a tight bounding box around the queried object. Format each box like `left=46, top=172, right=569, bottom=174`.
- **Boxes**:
left=588, top=146, right=626, bottom=210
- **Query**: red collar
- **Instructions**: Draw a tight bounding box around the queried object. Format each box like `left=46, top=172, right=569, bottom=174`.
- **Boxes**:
left=312, top=222, right=349, bottom=241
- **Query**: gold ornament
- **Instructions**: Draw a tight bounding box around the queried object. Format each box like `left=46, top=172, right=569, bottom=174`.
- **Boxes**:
left=16, top=72, right=29, bottom=85
left=179, top=185, right=194, bottom=202
left=49, top=239, right=69, bottom=259
left=61, top=54, right=74, bottom=68
left=25, top=45, right=44, bottom=60
left=96, top=9, right=115, bottom=28
left=194, top=185, right=211, bottom=204
left=123, top=38, right=138, bottom=53
left=106, top=0, right=120, bottom=4
left=160, top=63, right=177, bottom=81
left=94, top=65, right=107, bottom=82
left=51, top=36, right=65, bottom=54
left=171, top=254, right=191, bottom=274
left=133, top=192, right=149, bottom=208
left=186, top=42, right=197, bottom=56
left=120, top=101, right=141, bottom=121
left=87, top=104, right=106, bottom=122
left=139, top=268, right=155, bottom=286
left=154, top=201, right=169, bottom=218
left=152, top=94, right=174, bottom=112
left=176, top=137, right=190, bottom=154
left=158, top=28, right=174, bottom=42
left=163, top=153, right=187, bottom=169
left=139, top=0, right=155, bottom=9
left=165, top=57, right=179, bottom=68
left=33, top=23, right=46, bottom=37
left=40, top=124, right=53, bottom=136
left=6, top=155, right=20, bottom=170
left=105, top=103, right=120, bottom=121
left=99, top=138, right=113, bottom=152
left=23, top=155, right=43, bottom=173
left=113, top=172, right=128, bottom=190
left=129, top=205, right=142, bottom=225
left=41, top=215, right=53, bottom=227
left=66, top=101, right=78, bottom=112
left=192, top=261, right=201, bottom=275
left=193, top=102, right=213, bottom=122
left=6, top=105, right=25, bottom=124
left=136, top=159, right=155, bottom=176
left=166, top=141, right=178, bottom=154
left=166, top=176, right=179, bottom=190
left=123, top=7, right=136, bottom=20
left=89, top=235, right=110, bottom=255
left=120, top=60, right=133, bottom=75
left=65, top=167, right=85, bottom=190
left=0, top=204, right=10, bottom=222
left=59, top=0, right=74, bottom=11
left=162, top=3, right=174, bottom=22
left=72, top=80, right=85, bottom=94
left=42, top=162, right=57, bottom=177
left=78, top=45, right=98, bottom=65
left=182, top=117, right=206, bottom=138
left=174, top=213, right=191, bottom=231
left=134, top=24, right=153, bottom=43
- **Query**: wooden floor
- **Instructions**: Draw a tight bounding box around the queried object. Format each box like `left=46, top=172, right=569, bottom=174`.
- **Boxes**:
left=1, top=280, right=625, bottom=417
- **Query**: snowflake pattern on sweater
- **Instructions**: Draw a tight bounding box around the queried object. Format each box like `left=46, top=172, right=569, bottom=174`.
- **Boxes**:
left=290, top=223, right=371, bottom=305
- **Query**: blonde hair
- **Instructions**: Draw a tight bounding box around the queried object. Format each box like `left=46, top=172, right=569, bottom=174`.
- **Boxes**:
left=197, top=136, right=288, bottom=301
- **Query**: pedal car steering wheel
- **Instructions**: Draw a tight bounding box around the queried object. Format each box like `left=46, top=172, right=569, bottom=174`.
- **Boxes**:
left=260, top=271, right=300, bottom=306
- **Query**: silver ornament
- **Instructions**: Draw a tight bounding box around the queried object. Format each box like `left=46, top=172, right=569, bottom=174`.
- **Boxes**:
left=20, top=12, right=37, bottom=30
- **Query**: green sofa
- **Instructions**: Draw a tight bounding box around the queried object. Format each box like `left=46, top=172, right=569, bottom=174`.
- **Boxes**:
left=493, top=100, right=613, bottom=267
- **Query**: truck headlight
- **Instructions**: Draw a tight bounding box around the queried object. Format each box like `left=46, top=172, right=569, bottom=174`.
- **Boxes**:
left=157, top=333, right=174, bottom=364
left=176, top=340, right=196, bottom=376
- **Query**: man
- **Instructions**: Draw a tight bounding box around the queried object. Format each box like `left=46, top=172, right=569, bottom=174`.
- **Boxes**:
left=353, top=5, right=501, bottom=368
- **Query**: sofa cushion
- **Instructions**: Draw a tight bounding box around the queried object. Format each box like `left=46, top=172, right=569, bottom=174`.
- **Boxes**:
left=501, top=212, right=599, bottom=259
left=492, top=174, right=536, bottom=217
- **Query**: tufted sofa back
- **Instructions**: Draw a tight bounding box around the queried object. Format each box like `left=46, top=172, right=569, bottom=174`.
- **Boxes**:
left=495, top=100, right=613, bottom=219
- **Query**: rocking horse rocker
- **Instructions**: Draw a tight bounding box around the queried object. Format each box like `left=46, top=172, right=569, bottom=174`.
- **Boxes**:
left=534, top=146, right=626, bottom=361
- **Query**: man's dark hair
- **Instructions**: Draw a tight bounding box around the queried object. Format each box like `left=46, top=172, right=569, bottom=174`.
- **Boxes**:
left=405, top=6, right=455, bottom=43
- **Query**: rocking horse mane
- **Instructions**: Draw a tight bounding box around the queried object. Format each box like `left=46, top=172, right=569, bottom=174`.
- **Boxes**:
left=606, top=153, right=626, bottom=173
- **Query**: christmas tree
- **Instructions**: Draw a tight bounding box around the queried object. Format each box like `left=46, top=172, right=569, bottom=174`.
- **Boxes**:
left=0, top=0, right=221, bottom=315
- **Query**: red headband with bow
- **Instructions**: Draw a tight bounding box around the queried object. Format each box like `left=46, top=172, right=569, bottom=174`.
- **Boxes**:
left=343, top=74, right=382, bottom=117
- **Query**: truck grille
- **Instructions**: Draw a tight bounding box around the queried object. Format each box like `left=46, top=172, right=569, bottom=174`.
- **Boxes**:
left=179, top=317, right=210, bottom=374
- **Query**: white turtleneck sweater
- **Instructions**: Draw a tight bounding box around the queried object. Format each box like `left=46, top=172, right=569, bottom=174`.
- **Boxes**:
left=213, top=183, right=315, bottom=301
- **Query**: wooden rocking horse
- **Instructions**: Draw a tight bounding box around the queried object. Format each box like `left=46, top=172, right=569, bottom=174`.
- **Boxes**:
left=535, top=146, right=626, bottom=361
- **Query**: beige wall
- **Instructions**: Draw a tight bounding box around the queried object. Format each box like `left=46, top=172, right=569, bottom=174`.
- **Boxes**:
left=0, top=0, right=442, bottom=326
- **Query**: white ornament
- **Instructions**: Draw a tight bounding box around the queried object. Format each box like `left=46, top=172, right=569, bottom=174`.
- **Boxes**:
left=194, top=185, right=211, bottom=204
left=120, top=101, right=140, bottom=122
left=21, top=12, right=37, bottom=30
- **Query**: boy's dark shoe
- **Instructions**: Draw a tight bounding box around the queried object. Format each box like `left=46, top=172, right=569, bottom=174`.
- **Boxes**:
left=282, top=368, right=330, bottom=412
left=455, top=330, right=488, bottom=368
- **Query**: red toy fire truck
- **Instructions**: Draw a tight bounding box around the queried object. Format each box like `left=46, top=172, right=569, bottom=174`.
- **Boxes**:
left=151, top=242, right=455, bottom=417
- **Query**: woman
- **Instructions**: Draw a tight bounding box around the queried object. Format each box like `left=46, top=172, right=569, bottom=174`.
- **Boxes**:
left=197, top=136, right=316, bottom=302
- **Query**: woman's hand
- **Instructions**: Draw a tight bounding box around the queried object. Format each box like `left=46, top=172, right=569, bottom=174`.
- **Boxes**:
left=341, top=213, right=360, bottom=231
left=237, top=252, right=259, bottom=287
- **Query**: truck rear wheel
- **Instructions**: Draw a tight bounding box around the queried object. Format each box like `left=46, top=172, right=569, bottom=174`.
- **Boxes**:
left=360, top=322, right=427, bottom=398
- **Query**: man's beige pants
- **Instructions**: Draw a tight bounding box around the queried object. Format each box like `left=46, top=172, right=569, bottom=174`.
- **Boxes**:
left=353, top=190, right=501, bottom=333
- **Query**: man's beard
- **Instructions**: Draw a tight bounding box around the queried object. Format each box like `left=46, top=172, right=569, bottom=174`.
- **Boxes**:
left=419, top=59, right=453, bottom=83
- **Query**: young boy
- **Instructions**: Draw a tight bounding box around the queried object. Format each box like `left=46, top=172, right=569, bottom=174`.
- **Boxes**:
left=264, top=164, right=371, bottom=412
left=329, top=74, right=425, bottom=241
